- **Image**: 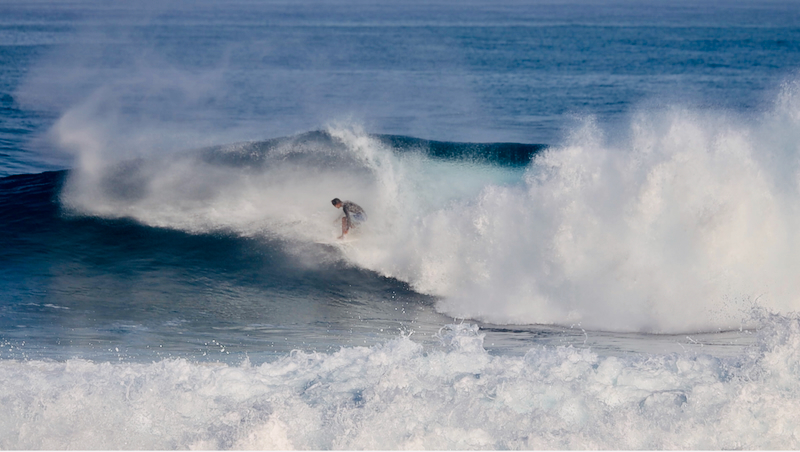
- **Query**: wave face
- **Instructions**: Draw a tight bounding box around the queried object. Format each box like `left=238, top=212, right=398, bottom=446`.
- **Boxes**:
left=54, top=81, right=800, bottom=334
left=2, top=316, right=800, bottom=450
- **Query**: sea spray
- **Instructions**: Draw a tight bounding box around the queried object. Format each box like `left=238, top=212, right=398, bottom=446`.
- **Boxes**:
left=333, top=98, right=800, bottom=333
left=346, top=91, right=800, bottom=333
left=430, top=98, right=800, bottom=332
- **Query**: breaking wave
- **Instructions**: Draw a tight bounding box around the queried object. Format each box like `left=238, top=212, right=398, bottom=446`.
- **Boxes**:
left=54, top=80, right=800, bottom=333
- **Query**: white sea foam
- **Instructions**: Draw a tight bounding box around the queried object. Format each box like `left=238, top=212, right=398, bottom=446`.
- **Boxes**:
left=2, top=315, right=800, bottom=449
left=335, top=83, right=800, bottom=333
left=56, top=80, right=800, bottom=333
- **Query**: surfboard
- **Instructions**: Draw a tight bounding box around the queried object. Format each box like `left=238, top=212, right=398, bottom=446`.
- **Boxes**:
left=314, top=233, right=359, bottom=246
left=316, top=236, right=359, bottom=245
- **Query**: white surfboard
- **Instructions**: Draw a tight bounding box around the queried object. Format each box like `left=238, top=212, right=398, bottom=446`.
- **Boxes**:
left=314, top=233, right=359, bottom=246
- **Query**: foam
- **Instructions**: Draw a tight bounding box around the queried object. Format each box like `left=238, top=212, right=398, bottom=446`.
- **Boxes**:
left=2, top=316, right=800, bottom=449
left=343, top=83, right=800, bottom=333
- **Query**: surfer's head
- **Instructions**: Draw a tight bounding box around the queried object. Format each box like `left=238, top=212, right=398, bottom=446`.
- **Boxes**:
left=331, top=198, right=342, bottom=208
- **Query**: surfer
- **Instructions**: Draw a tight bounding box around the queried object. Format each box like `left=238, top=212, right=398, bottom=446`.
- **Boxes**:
left=331, top=198, right=367, bottom=239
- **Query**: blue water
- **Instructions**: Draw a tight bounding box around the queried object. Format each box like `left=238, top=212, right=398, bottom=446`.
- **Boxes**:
left=3, top=0, right=800, bottom=449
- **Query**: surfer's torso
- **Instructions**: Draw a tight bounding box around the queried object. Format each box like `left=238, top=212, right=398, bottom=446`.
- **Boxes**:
left=342, top=201, right=367, bottom=227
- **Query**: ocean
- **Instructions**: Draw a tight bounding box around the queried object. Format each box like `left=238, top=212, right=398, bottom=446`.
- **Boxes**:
left=2, top=0, right=800, bottom=449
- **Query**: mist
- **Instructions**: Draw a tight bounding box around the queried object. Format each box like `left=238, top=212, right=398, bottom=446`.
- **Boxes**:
left=12, top=0, right=492, bottom=175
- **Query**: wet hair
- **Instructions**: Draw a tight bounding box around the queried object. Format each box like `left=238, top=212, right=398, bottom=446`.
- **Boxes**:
left=331, top=198, right=342, bottom=206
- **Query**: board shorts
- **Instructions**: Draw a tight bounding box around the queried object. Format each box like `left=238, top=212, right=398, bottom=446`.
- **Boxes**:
left=348, top=212, right=367, bottom=227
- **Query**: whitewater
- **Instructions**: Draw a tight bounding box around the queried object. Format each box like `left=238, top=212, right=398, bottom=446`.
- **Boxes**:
left=3, top=318, right=800, bottom=449
left=3, top=0, right=800, bottom=449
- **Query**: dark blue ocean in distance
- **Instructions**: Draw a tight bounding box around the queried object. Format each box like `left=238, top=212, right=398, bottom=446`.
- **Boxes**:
left=3, top=0, right=800, bottom=449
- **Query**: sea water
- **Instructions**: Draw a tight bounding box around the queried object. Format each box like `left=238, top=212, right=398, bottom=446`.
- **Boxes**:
left=2, top=0, right=800, bottom=449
